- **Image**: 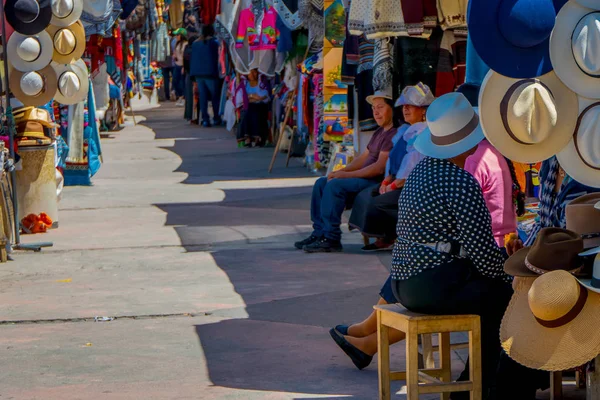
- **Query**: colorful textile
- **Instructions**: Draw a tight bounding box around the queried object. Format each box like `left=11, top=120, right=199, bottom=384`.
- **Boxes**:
left=372, top=39, right=393, bottom=92
left=81, top=0, right=122, bottom=37
left=348, top=0, right=406, bottom=39
left=236, top=6, right=280, bottom=50
left=273, top=0, right=303, bottom=30
left=313, top=73, right=323, bottom=164
left=435, top=29, right=467, bottom=97
left=357, top=35, right=374, bottom=74
left=401, top=0, right=424, bottom=36
left=199, top=0, right=218, bottom=25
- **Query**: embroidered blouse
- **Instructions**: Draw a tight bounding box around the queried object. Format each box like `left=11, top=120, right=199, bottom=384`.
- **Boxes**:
left=236, top=6, right=280, bottom=50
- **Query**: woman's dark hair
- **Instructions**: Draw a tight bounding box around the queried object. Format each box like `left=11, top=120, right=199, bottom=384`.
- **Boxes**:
left=202, top=24, right=215, bottom=40
left=505, top=157, right=526, bottom=217
left=187, top=34, right=198, bottom=45
left=382, top=98, right=402, bottom=128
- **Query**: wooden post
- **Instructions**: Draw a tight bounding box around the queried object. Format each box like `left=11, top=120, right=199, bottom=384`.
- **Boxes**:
left=377, top=310, right=391, bottom=400
left=268, top=92, right=295, bottom=173
left=439, top=332, right=452, bottom=400
left=406, top=326, right=420, bottom=400
left=587, top=356, right=600, bottom=400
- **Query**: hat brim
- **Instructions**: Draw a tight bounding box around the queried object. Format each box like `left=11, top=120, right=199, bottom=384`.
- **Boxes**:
left=366, top=95, right=393, bottom=105
left=50, top=0, right=83, bottom=27
left=556, top=96, right=600, bottom=189
left=5, top=0, right=53, bottom=35
left=7, top=31, right=53, bottom=72
left=550, top=1, right=600, bottom=99
left=581, top=246, right=600, bottom=256
left=46, top=21, right=85, bottom=64
left=9, top=64, right=57, bottom=107
left=501, top=277, right=600, bottom=371
left=52, top=59, right=89, bottom=105
left=503, top=246, right=540, bottom=277
left=467, top=0, right=555, bottom=79
left=413, top=118, right=484, bottom=160
left=479, top=70, right=578, bottom=163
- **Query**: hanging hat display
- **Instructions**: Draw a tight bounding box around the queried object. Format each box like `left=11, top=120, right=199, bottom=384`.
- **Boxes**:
left=5, top=0, right=52, bottom=35
left=45, top=20, right=84, bottom=64
left=6, top=30, right=52, bottom=72
left=556, top=96, right=600, bottom=189
left=9, top=64, right=57, bottom=106
left=577, top=254, right=600, bottom=294
left=478, top=70, right=578, bottom=163
left=550, top=2, right=600, bottom=99
left=567, top=193, right=600, bottom=249
left=49, top=0, right=81, bottom=27
left=51, top=58, right=88, bottom=105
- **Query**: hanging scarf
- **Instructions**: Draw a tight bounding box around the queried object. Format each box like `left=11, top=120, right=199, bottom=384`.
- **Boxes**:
left=299, top=0, right=324, bottom=52
left=538, top=157, right=560, bottom=230
left=273, top=0, right=302, bottom=30
left=372, top=39, right=393, bottom=92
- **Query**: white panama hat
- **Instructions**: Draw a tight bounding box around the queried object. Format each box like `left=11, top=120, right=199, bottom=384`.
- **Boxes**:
left=7, top=31, right=53, bottom=72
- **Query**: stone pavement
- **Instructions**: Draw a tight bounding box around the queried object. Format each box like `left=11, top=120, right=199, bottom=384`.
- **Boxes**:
left=0, top=103, right=583, bottom=399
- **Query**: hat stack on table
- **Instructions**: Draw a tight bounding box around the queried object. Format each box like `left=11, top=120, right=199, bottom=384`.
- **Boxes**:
left=5, top=0, right=88, bottom=106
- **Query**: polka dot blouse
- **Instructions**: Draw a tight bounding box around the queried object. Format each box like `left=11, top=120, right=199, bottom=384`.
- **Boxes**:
left=391, top=157, right=509, bottom=282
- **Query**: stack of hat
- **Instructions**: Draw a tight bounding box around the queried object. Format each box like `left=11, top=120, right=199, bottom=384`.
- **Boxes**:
left=12, top=105, right=56, bottom=145
left=468, top=0, right=600, bottom=189
left=5, top=0, right=88, bottom=106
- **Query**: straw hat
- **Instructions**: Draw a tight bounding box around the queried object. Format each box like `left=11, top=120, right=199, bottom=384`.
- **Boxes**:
left=50, top=0, right=82, bottom=27
left=7, top=30, right=53, bottom=72
left=9, top=64, right=57, bottom=106
left=501, top=270, right=600, bottom=371
left=366, top=89, right=393, bottom=105
left=556, top=96, right=600, bottom=189
left=567, top=194, right=600, bottom=249
left=550, top=2, right=600, bottom=99
left=13, top=105, right=57, bottom=127
left=504, top=228, right=584, bottom=277
left=52, top=58, right=88, bottom=105
left=5, top=0, right=53, bottom=35
left=395, top=82, right=434, bottom=108
left=478, top=70, right=578, bottom=163
left=45, top=20, right=85, bottom=64
left=414, top=92, right=484, bottom=159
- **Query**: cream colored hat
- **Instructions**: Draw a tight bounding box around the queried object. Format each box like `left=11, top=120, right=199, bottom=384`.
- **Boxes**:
left=366, top=89, right=393, bottom=105
left=501, top=271, right=600, bottom=371
left=46, top=20, right=85, bottom=64
left=9, top=64, right=58, bottom=107
left=50, top=0, right=82, bottom=27
left=557, top=96, right=600, bottom=189
left=550, top=2, right=600, bottom=99
left=52, top=58, right=88, bottom=105
left=479, top=70, right=578, bottom=163
left=7, top=31, right=53, bottom=72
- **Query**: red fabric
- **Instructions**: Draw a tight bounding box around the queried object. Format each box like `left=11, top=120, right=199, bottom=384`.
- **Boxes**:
left=423, top=0, right=438, bottom=28
left=85, top=35, right=106, bottom=73
left=401, top=0, right=424, bottom=36
left=200, top=0, right=218, bottom=25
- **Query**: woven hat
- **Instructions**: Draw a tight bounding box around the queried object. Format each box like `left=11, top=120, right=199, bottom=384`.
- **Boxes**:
left=5, top=0, right=53, bottom=35
left=467, top=0, right=563, bottom=78
left=7, top=30, right=53, bottom=72
left=52, top=58, right=88, bottom=105
left=366, top=89, right=393, bottom=105
left=505, top=228, right=584, bottom=277
left=9, top=64, right=57, bottom=106
left=50, top=0, right=82, bottom=27
left=479, top=70, right=578, bottom=163
left=395, top=82, right=435, bottom=108
left=550, top=2, right=600, bottom=99
left=414, top=92, right=484, bottom=159
left=501, top=270, right=600, bottom=371
left=567, top=194, right=600, bottom=250
left=13, top=105, right=57, bottom=127
left=45, top=20, right=84, bottom=64
left=556, top=96, right=600, bottom=189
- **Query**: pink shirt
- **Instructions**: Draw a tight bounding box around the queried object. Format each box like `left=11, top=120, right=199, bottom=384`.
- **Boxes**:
left=464, top=140, right=517, bottom=247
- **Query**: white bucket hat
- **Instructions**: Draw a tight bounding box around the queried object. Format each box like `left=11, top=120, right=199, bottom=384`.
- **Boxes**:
left=50, top=0, right=82, bottom=27
left=7, top=31, right=53, bottom=72
left=479, top=70, right=578, bottom=163
left=550, top=2, right=600, bottom=99
left=395, top=82, right=435, bottom=107
left=51, top=58, right=88, bottom=105
left=556, top=96, right=600, bottom=189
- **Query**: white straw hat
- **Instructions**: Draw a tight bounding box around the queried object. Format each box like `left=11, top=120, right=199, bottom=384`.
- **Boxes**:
left=9, top=64, right=58, bottom=106
left=7, top=31, right=53, bottom=72
left=50, top=0, right=82, bottom=27
left=51, top=58, right=88, bottom=105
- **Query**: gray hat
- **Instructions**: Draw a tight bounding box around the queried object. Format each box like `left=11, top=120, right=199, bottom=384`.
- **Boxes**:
left=395, top=82, right=435, bottom=107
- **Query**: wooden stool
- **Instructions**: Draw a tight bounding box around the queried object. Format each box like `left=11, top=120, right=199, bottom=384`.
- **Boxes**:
left=375, top=304, right=482, bottom=400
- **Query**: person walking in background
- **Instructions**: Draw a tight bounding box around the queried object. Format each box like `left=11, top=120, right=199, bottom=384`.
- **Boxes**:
left=190, top=24, right=222, bottom=127
left=183, top=34, right=198, bottom=121
left=172, top=28, right=188, bottom=107
left=160, top=30, right=176, bottom=102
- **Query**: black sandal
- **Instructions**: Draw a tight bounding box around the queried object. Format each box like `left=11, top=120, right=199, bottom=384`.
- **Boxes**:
left=329, top=328, right=373, bottom=370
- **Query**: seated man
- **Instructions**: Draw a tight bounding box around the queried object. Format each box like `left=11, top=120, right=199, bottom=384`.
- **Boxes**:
left=294, top=92, right=397, bottom=253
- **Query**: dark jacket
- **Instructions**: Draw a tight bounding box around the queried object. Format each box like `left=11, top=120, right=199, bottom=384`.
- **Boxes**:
left=190, top=37, right=219, bottom=78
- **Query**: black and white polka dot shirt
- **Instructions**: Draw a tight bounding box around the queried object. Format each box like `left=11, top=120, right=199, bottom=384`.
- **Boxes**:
left=391, top=157, right=509, bottom=282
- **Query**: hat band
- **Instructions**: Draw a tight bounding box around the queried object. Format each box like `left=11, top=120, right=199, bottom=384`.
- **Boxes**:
left=573, top=102, right=600, bottom=171
left=535, top=283, right=588, bottom=328
left=571, top=13, right=600, bottom=79
left=592, top=276, right=600, bottom=289
left=500, top=78, right=555, bottom=146
left=524, top=256, right=583, bottom=275
left=430, top=113, right=479, bottom=146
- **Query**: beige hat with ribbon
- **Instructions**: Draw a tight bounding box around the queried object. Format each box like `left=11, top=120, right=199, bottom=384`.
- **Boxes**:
left=46, top=20, right=85, bottom=64
left=50, top=0, right=83, bottom=27
left=51, top=58, right=88, bottom=105
left=567, top=193, right=600, bottom=249
left=9, top=64, right=58, bottom=107
left=479, top=70, right=578, bottom=163
left=501, top=270, right=600, bottom=371
left=7, top=31, right=53, bottom=72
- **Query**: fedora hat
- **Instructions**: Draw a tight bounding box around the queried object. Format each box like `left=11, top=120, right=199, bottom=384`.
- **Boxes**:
left=45, top=20, right=84, bottom=64
left=556, top=96, right=600, bottom=189
left=501, top=270, right=600, bottom=371
left=414, top=92, right=484, bottom=159
left=551, top=2, right=600, bottom=99
left=578, top=253, right=600, bottom=292
left=567, top=193, right=600, bottom=249
left=52, top=58, right=88, bottom=105
left=50, top=0, right=82, bottom=27
left=504, top=227, right=584, bottom=277
left=9, top=64, right=57, bottom=106
left=467, top=0, right=563, bottom=79
left=5, top=0, right=52, bottom=35
left=7, top=31, right=52, bottom=72
left=366, top=89, right=393, bottom=105
left=479, top=70, right=578, bottom=163
left=395, top=82, right=435, bottom=108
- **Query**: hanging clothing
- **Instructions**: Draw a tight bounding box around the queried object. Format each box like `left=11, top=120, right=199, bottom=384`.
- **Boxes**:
left=81, top=0, right=123, bottom=37
left=348, top=0, right=406, bottom=39
left=277, top=15, right=293, bottom=53
left=372, top=39, right=393, bottom=92
left=236, top=6, right=280, bottom=50
left=435, top=29, right=467, bottom=97
left=169, top=0, right=184, bottom=29
left=401, top=0, right=424, bottom=36
left=199, top=0, right=218, bottom=25
left=273, top=0, right=302, bottom=30
left=394, top=27, right=443, bottom=93
left=437, top=0, right=467, bottom=30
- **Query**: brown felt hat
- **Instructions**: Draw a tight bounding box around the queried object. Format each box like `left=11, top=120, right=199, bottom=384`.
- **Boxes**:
left=504, top=227, right=584, bottom=277
left=567, top=193, right=600, bottom=250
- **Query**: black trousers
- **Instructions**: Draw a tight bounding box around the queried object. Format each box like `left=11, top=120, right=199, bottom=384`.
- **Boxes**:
left=348, top=186, right=401, bottom=240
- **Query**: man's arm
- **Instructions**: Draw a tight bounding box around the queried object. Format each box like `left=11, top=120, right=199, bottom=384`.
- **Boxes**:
left=348, top=151, right=390, bottom=178
left=341, top=150, right=370, bottom=172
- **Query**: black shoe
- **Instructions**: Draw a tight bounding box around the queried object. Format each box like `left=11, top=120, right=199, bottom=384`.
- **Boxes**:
left=361, top=242, right=394, bottom=252
left=334, top=324, right=349, bottom=335
left=303, top=237, right=343, bottom=253
left=329, top=328, right=373, bottom=370
left=294, top=234, right=320, bottom=250
left=201, top=121, right=212, bottom=128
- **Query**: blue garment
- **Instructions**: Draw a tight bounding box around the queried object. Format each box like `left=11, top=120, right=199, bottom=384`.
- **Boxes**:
left=196, top=77, right=222, bottom=124
left=386, top=124, right=409, bottom=177
left=162, top=67, right=174, bottom=97
left=311, top=176, right=379, bottom=241
left=465, top=35, right=490, bottom=86
left=277, top=15, right=293, bottom=53
left=190, top=38, right=220, bottom=78
left=173, top=67, right=184, bottom=97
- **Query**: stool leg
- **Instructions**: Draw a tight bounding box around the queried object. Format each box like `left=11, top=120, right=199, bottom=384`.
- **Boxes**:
left=439, top=332, right=452, bottom=400
left=422, top=334, right=436, bottom=369
left=469, top=321, right=482, bottom=400
left=377, top=311, right=391, bottom=400
left=551, top=372, right=563, bottom=400
left=406, top=327, right=420, bottom=400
